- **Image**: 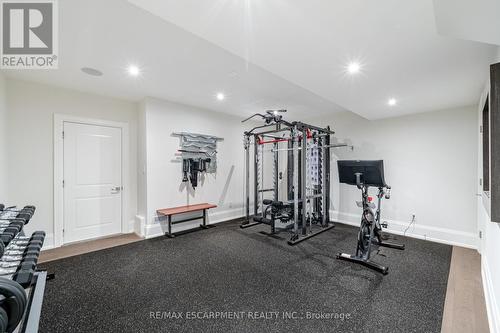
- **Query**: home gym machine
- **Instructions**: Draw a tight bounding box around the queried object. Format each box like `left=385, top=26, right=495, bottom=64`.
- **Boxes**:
left=241, top=110, right=346, bottom=245
left=336, top=160, right=405, bottom=274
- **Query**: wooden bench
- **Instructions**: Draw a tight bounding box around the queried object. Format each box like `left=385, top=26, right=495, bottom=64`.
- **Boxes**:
left=156, top=203, right=217, bottom=238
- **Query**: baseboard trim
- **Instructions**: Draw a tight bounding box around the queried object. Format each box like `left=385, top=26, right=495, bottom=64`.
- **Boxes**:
left=332, top=210, right=477, bottom=249
left=135, top=214, right=146, bottom=236
left=142, top=208, right=478, bottom=248
left=482, top=256, right=500, bottom=333
left=41, top=233, right=55, bottom=251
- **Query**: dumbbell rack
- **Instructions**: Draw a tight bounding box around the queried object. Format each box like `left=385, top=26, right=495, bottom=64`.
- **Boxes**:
left=0, top=206, right=48, bottom=333
left=12, top=271, right=46, bottom=333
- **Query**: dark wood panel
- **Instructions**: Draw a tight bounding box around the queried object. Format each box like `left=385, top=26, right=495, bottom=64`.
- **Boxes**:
left=491, top=62, right=500, bottom=222
left=482, top=97, right=489, bottom=192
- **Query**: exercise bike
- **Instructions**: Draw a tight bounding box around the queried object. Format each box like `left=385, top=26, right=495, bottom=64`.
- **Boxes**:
left=336, top=160, right=404, bottom=275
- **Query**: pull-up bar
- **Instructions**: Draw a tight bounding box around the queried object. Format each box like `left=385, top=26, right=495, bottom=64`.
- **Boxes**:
left=242, top=111, right=337, bottom=245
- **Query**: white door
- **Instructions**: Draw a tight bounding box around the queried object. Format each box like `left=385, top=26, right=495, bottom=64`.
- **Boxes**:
left=63, top=122, right=122, bottom=244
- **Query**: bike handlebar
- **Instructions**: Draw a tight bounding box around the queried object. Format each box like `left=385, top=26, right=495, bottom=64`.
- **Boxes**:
left=354, top=173, right=391, bottom=198
left=354, top=173, right=363, bottom=190
left=385, top=186, right=391, bottom=199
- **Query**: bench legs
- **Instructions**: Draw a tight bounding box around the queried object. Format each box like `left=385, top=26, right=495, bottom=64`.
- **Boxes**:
left=164, top=209, right=215, bottom=238
left=199, top=209, right=216, bottom=230
left=166, top=215, right=175, bottom=238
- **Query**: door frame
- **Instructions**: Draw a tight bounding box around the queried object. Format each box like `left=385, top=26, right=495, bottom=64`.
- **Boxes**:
left=53, top=114, right=130, bottom=248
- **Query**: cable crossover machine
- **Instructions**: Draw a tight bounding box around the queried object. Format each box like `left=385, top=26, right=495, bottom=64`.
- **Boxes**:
left=241, top=110, right=348, bottom=245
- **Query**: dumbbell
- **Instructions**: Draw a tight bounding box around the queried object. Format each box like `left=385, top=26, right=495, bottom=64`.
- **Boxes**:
left=2, top=236, right=43, bottom=256
left=3, top=242, right=42, bottom=256
left=0, top=261, right=37, bottom=277
left=0, top=252, right=38, bottom=267
left=12, top=268, right=35, bottom=288
left=9, top=231, right=45, bottom=245
left=0, top=206, right=35, bottom=214
left=2, top=233, right=44, bottom=258
left=0, top=224, right=26, bottom=238
left=1, top=237, right=43, bottom=258
left=0, top=205, right=16, bottom=212
left=0, top=230, right=21, bottom=247
left=0, top=251, right=40, bottom=289
left=8, top=239, right=43, bottom=250
left=0, top=255, right=41, bottom=280
left=6, top=236, right=44, bottom=254
left=0, top=256, right=39, bottom=273
left=0, top=220, right=25, bottom=233
left=0, top=225, right=22, bottom=239
left=2, top=243, right=39, bottom=255
left=2, top=226, right=20, bottom=233
left=0, top=223, right=25, bottom=257
left=0, top=232, right=44, bottom=278
left=0, top=206, right=35, bottom=224
left=9, top=231, right=44, bottom=242
left=15, top=207, right=35, bottom=221
left=3, top=244, right=42, bottom=258
left=0, top=248, right=41, bottom=263
left=0, top=223, right=25, bottom=237
left=0, top=278, right=27, bottom=333
left=0, top=211, right=19, bottom=219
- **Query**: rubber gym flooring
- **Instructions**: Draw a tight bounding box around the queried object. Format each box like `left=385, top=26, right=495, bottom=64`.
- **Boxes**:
left=38, top=220, right=451, bottom=333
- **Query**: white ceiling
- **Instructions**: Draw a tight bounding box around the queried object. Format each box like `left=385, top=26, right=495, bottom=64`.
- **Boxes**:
left=433, top=0, right=500, bottom=46
left=1, top=0, right=344, bottom=119
left=129, top=0, right=497, bottom=119
left=2, top=0, right=497, bottom=120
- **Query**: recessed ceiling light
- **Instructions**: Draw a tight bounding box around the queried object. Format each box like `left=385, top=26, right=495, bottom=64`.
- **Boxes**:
left=128, top=65, right=140, bottom=77
left=81, top=67, right=103, bottom=77
left=216, top=93, right=225, bottom=101
left=347, top=62, right=361, bottom=74
left=388, top=98, right=397, bottom=106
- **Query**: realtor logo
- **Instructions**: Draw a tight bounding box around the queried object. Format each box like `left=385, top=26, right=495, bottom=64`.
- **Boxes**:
left=1, top=0, right=58, bottom=69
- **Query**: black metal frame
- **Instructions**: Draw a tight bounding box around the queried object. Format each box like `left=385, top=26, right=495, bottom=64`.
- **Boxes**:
left=163, top=209, right=214, bottom=238
left=16, top=271, right=47, bottom=333
left=241, top=115, right=344, bottom=245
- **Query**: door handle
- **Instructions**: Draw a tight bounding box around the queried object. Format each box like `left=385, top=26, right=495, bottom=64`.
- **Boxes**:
left=111, top=186, right=122, bottom=194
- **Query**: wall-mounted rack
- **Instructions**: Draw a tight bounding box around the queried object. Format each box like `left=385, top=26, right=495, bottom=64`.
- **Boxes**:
left=172, top=132, right=224, bottom=189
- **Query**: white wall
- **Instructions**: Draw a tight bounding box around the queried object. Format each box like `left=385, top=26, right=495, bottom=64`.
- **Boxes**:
left=311, top=106, right=478, bottom=248
left=136, top=100, right=147, bottom=233
left=0, top=73, right=7, bottom=201
left=141, top=97, right=248, bottom=237
left=140, top=97, right=479, bottom=246
left=479, top=48, right=500, bottom=333
left=480, top=201, right=500, bottom=333
left=5, top=79, right=139, bottom=248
